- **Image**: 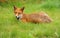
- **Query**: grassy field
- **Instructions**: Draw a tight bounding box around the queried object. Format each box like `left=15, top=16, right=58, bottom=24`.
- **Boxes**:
left=0, top=0, right=60, bottom=38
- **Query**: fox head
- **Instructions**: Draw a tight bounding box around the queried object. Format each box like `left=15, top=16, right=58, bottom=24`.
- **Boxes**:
left=14, top=6, right=24, bottom=20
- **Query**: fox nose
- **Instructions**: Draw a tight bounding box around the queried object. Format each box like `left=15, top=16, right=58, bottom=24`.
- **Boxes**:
left=16, top=16, right=19, bottom=20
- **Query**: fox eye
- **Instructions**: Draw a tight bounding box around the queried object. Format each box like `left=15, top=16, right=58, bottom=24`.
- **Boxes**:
left=15, top=12, right=17, bottom=14
left=18, top=13, right=20, bottom=14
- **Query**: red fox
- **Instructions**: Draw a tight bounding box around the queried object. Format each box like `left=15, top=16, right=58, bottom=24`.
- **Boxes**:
left=14, top=6, right=53, bottom=23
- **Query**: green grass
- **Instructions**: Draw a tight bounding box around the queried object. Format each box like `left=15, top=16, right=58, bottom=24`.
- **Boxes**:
left=0, top=0, right=60, bottom=38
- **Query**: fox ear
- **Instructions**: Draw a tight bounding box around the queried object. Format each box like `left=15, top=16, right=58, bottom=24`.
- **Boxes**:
left=14, top=6, right=17, bottom=10
left=21, top=7, right=25, bottom=11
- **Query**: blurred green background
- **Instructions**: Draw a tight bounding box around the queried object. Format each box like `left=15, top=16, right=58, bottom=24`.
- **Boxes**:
left=0, top=0, right=60, bottom=38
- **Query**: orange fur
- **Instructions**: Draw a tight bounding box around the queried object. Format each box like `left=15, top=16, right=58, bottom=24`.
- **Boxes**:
left=14, top=6, right=53, bottom=23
